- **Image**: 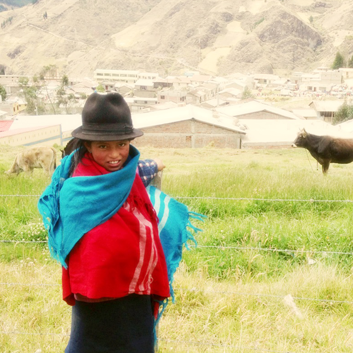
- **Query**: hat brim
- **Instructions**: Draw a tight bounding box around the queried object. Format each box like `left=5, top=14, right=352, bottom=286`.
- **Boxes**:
left=71, top=126, right=144, bottom=141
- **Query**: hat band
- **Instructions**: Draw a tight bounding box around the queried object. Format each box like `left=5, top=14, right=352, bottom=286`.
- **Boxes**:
left=82, top=123, right=134, bottom=135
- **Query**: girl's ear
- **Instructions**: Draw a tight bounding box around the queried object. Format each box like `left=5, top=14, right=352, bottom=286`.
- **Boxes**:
left=84, top=141, right=92, bottom=153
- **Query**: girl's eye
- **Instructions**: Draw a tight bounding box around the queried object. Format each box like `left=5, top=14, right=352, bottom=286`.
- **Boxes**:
left=119, top=143, right=126, bottom=147
left=98, top=145, right=107, bottom=149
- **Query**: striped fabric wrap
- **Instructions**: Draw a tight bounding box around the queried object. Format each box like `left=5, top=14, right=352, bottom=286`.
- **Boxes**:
left=147, top=185, right=206, bottom=302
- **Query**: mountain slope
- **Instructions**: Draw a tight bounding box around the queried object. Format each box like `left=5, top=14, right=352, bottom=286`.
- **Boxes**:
left=0, top=0, right=352, bottom=78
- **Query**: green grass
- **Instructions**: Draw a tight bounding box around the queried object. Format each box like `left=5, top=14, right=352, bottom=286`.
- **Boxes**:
left=1, top=145, right=353, bottom=352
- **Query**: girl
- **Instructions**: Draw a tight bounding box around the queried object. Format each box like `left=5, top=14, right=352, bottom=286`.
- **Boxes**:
left=38, top=93, right=170, bottom=353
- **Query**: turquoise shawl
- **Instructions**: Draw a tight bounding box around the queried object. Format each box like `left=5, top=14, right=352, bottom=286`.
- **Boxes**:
left=38, top=146, right=140, bottom=268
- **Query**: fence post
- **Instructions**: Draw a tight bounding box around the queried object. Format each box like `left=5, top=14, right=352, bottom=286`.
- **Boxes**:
left=150, top=171, right=163, bottom=190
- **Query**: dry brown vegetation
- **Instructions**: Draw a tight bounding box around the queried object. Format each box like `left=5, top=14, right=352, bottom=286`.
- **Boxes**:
left=0, top=0, right=352, bottom=78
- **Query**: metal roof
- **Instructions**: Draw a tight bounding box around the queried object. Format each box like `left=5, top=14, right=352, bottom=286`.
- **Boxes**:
left=0, top=120, right=13, bottom=132
left=133, top=104, right=246, bottom=134
left=215, top=101, right=303, bottom=120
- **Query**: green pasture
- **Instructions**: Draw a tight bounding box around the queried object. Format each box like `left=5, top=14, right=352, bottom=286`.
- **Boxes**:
left=1, top=144, right=353, bottom=352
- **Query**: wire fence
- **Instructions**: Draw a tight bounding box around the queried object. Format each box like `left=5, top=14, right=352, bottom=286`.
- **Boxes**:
left=1, top=281, right=352, bottom=305
left=2, top=194, right=353, bottom=203
left=1, top=194, right=352, bottom=352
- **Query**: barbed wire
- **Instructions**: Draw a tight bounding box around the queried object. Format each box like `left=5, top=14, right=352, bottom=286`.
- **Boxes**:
left=1, top=282, right=352, bottom=304
left=1, top=239, right=352, bottom=256
left=0, top=194, right=41, bottom=197
left=1, top=194, right=353, bottom=203
left=0, top=240, right=46, bottom=243
left=195, top=245, right=353, bottom=256
left=0, top=331, right=69, bottom=336
left=175, top=196, right=353, bottom=203
left=0, top=282, right=60, bottom=286
left=173, top=287, right=353, bottom=305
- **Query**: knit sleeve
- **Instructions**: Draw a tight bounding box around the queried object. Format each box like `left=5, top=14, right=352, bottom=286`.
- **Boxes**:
left=137, top=159, right=159, bottom=187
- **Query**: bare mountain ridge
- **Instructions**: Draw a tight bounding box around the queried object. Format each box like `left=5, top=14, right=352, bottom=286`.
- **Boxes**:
left=0, top=0, right=352, bottom=79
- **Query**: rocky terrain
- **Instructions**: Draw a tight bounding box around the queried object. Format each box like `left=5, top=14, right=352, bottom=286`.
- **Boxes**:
left=0, top=0, right=352, bottom=79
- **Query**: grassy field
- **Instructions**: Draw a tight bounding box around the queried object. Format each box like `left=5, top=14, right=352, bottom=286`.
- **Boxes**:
left=1, top=144, right=353, bottom=352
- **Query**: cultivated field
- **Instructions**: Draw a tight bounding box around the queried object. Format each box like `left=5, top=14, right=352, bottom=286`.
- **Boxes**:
left=1, top=145, right=353, bottom=352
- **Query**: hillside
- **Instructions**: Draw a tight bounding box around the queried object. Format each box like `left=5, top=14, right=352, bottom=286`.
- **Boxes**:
left=0, top=0, right=352, bottom=79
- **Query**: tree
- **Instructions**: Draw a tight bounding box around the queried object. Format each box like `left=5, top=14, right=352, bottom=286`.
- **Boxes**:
left=348, top=55, right=353, bottom=68
left=0, top=64, right=6, bottom=75
left=97, top=84, right=105, bottom=93
left=333, top=100, right=353, bottom=125
left=57, top=74, right=77, bottom=113
left=332, top=52, right=345, bottom=70
left=39, top=64, right=58, bottom=80
left=18, top=76, right=44, bottom=114
left=241, top=86, right=254, bottom=100
left=61, top=74, right=69, bottom=86
left=0, top=84, right=7, bottom=101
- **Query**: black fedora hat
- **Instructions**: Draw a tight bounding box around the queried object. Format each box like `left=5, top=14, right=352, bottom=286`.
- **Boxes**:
left=72, top=93, right=143, bottom=141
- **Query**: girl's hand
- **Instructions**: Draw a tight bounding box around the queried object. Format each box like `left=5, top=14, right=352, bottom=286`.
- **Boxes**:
left=153, top=158, right=165, bottom=171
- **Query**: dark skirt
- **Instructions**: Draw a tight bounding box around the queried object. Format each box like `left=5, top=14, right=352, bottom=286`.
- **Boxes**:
left=65, top=294, right=155, bottom=353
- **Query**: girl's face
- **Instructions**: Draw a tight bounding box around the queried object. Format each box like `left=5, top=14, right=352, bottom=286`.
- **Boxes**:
left=84, top=140, right=130, bottom=172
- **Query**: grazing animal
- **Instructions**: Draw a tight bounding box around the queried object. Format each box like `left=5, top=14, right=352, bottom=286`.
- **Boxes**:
left=61, top=138, right=79, bottom=158
left=293, top=129, right=353, bottom=174
left=6, top=147, right=57, bottom=176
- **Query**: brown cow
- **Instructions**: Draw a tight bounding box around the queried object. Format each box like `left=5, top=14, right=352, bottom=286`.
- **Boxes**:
left=5, top=147, right=57, bottom=176
left=61, top=138, right=79, bottom=158
left=293, top=129, right=353, bottom=174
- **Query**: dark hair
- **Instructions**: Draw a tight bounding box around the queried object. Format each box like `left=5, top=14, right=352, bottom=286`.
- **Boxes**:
left=69, top=139, right=89, bottom=176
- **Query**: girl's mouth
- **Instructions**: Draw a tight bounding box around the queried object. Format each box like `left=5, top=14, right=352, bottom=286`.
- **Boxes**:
left=108, top=161, right=120, bottom=165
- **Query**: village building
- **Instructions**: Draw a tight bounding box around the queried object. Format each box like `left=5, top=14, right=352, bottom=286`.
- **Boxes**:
left=132, top=104, right=245, bottom=149
left=186, top=88, right=209, bottom=105
left=217, top=87, right=242, bottom=101
left=215, top=100, right=308, bottom=148
left=149, top=101, right=179, bottom=111
left=128, top=96, right=158, bottom=111
left=0, top=97, right=27, bottom=116
left=252, top=74, right=280, bottom=87
left=114, top=83, right=134, bottom=96
left=134, top=79, right=156, bottom=98
left=0, top=124, right=63, bottom=147
left=339, top=68, right=353, bottom=83
left=68, top=78, right=97, bottom=98
left=309, top=100, right=344, bottom=122
left=224, top=80, right=250, bottom=94
left=0, top=113, right=83, bottom=147
left=165, top=76, right=191, bottom=89
left=157, top=89, right=187, bottom=105
left=216, top=100, right=301, bottom=120
left=189, top=74, right=213, bottom=85
left=201, top=98, right=228, bottom=109
left=291, top=69, right=342, bottom=93
left=93, top=69, right=158, bottom=85
left=152, top=77, right=174, bottom=89
left=0, top=75, right=24, bottom=95
left=291, top=109, right=318, bottom=120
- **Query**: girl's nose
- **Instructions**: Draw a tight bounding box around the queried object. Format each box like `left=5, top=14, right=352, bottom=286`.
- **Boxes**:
left=109, top=147, right=121, bottom=157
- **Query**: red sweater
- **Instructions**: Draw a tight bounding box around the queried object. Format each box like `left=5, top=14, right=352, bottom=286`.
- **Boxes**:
left=62, top=155, right=170, bottom=309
